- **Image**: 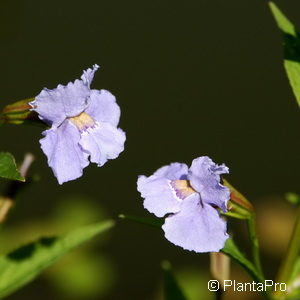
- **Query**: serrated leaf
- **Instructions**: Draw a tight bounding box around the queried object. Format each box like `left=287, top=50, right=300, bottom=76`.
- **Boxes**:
left=118, top=214, right=164, bottom=227
left=162, top=261, right=188, bottom=300
left=221, top=238, right=263, bottom=283
left=0, top=220, right=114, bottom=298
left=269, top=2, right=300, bottom=108
left=0, top=152, right=24, bottom=182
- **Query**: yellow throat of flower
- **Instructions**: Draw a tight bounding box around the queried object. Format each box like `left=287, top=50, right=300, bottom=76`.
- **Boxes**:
left=171, top=180, right=196, bottom=199
left=69, top=112, right=95, bottom=130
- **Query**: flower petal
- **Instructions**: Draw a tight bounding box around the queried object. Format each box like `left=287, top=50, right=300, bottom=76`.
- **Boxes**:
left=153, top=163, right=189, bottom=180
left=137, top=163, right=189, bottom=217
left=137, top=176, right=181, bottom=218
left=31, top=76, right=91, bottom=127
left=79, top=122, right=126, bottom=167
left=162, top=194, right=228, bottom=253
left=188, top=156, right=230, bottom=212
left=81, top=64, right=99, bottom=87
left=40, top=120, right=89, bottom=184
left=85, top=89, right=120, bottom=126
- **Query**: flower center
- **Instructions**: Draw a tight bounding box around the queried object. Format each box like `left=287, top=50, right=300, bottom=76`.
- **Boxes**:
left=170, top=180, right=196, bottom=200
left=69, top=112, right=95, bottom=131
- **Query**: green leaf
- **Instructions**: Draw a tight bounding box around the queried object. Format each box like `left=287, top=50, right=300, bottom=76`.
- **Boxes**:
left=0, top=220, right=114, bottom=298
left=161, top=261, right=188, bottom=300
left=286, top=256, right=300, bottom=299
left=285, top=256, right=300, bottom=300
left=290, top=256, right=300, bottom=283
left=269, top=2, right=300, bottom=108
left=0, top=152, right=24, bottom=182
left=118, top=214, right=164, bottom=227
left=221, top=238, right=263, bottom=283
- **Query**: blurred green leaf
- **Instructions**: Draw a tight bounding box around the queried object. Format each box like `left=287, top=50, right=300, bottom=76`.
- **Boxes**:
left=0, top=220, right=114, bottom=298
left=269, top=2, right=300, bottom=108
left=170, top=268, right=213, bottom=300
left=162, top=261, right=188, bottom=300
left=286, top=256, right=300, bottom=298
left=119, top=214, right=164, bottom=227
left=286, top=293, right=300, bottom=300
left=0, top=152, right=24, bottom=182
left=53, top=195, right=108, bottom=230
left=290, top=256, right=300, bottom=282
left=276, top=209, right=300, bottom=298
left=0, top=196, right=109, bottom=254
left=286, top=193, right=300, bottom=206
left=46, top=252, right=116, bottom=299
left=221, top=238, right=263, bottom=283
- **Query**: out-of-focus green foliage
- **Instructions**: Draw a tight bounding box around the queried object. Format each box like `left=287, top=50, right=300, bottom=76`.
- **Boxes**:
left=276, top=211, right=300, bottom=299
left=0, top=152, right=24, bottom=181
left=170, top=268, right=212, bottom=300
left=51, top=195, right=109, bottom=231
left=221, top=238, right=263, bottom=283
left=0, top=196, right=117, bottom=299
left=286, top=256, right=300, bottom=299
left=162, top=261, right=188, bottom=300
left=46, top=252, right=116, bottom=299
left=269, top=2, right=300, bottom=108
left=0, top=195, right=108, bottom=253
left=0, top=220, right=114, bottom=298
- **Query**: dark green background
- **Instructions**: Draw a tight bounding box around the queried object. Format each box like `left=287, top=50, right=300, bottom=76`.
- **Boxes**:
left=0, top=0, right=299, bottom=299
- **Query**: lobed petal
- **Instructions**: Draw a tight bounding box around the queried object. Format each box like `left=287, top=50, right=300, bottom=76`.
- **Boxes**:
left=137, top=163, right=188, bottom=217
left=79, top=122, right=126, bottom=167
left=162, top=194, right=229, bottom=253
left=137, top=176, right=181, bottom=218
left=85, top=89, right=120, bottom=126
left=40, top=120, right=89, bottom=184
left=188, top=156, right=230, bottom=212
left=31, top=66, right=99, bottom=127
left=30, top=87, right=66, bottom=127
left=81, top=64, right=99, bottom=87
left=153, top=163, right=189, bottom=180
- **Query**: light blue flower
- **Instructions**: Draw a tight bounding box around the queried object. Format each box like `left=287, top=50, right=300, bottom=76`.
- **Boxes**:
left=30, top=65, right=126, bottom=184
left=137, top=156, right=230, bottom=253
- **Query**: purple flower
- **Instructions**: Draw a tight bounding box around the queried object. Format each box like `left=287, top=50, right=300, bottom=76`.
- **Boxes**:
left=30, top=65, right=126, bottom=184
left=137, top=156, right=230, bottom=253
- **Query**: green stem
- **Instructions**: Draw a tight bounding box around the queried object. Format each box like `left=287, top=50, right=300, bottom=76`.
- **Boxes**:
left=275, top=207, right=300, bottom=295
left=247, top=215, right=264, bottom=279
left=222, top=243, right=273, bottom=300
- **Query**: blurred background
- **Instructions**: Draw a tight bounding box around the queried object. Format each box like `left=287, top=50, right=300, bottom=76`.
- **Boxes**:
left=0, top=0, right=300, bottom=299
